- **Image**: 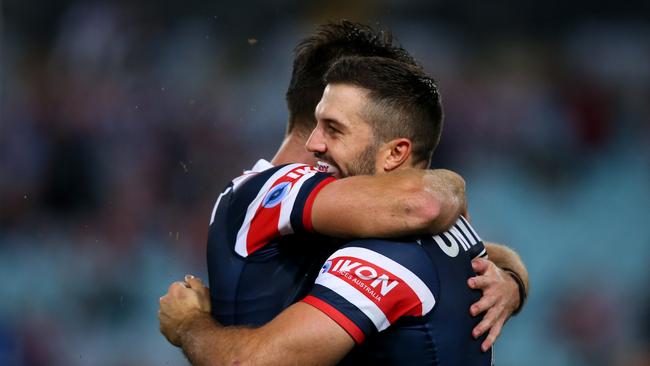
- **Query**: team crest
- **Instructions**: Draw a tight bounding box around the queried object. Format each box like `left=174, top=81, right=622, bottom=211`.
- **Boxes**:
left=321, top=260, right=333, bottom=274
left=262, top=181, right=292, bottom=208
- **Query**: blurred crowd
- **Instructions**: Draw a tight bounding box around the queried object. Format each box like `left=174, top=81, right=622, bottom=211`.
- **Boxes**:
left=1, top=1, right=649, bottom=365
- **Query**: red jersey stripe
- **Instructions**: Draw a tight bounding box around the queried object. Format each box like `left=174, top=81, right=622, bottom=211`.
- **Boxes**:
left=302, top=176, right=336, bottom=233
left=302, top=295, right=366, bottom=344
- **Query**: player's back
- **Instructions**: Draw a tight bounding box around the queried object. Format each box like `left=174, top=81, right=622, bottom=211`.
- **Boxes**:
left=303, top=216, right=492, bottom=365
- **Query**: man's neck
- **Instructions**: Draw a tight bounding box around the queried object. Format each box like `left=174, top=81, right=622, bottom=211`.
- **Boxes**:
left=271, top=133, right=315, bottom=166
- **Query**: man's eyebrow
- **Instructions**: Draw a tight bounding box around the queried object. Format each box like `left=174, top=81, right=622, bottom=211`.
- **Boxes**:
left=323, top=118, right=347, bottom=131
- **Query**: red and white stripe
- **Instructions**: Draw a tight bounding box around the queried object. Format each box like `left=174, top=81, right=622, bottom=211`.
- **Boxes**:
left=234, top=164, right=331, bottom=257
left=277, top=171, right=318, bottom=235
left=315, top=246, right=436, bottom=332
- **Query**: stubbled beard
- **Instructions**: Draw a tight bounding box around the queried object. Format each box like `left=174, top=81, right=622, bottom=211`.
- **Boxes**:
left=346, top=141, right=377, bottom=177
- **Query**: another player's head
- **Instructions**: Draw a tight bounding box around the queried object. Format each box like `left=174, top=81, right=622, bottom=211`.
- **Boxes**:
left=285, top=20, right=417, bottom=138
left=306, top=56, right=443, bottom=178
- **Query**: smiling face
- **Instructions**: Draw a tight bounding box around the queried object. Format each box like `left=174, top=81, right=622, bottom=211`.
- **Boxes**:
left=305, top=83, right=382, bottom=178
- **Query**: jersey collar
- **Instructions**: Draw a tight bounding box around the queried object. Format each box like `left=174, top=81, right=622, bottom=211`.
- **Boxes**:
left=246, top=159, right=274, bottom=174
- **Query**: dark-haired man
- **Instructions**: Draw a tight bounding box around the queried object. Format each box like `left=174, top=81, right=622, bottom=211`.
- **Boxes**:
left=304, top=56, right=492, bottom=364
left=159, top=22, right=527, bottom=365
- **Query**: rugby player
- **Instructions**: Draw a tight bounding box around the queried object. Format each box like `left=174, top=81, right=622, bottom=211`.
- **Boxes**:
left=160, top=22, right=528, bottom=365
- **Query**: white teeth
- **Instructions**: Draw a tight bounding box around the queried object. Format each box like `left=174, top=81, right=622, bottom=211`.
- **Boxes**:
left=316, top=161, right=340, bottom=176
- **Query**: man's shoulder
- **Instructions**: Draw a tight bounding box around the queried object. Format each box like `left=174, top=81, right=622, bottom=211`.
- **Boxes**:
left=210, top=159, right=336, bottom=258
left=326, top=238, right=438, bottom=293
left=339, top=237, right=430, bottom=265
left=231, top=160, right=330, bottom=192
left=308, top=237, right=438, bottom=339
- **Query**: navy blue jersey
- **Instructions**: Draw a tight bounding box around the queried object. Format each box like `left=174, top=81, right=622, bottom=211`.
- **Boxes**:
left=207, top=159, right=338, bottom=326
left=302, top=216, right=493, bottom=365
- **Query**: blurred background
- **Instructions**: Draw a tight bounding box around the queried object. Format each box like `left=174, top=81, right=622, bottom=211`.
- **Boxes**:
left=1, top=0, right=649, bottom=365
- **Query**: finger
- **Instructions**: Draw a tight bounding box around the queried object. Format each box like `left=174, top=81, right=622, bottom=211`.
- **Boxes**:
left=185, top=275, right=205, bottom=289
left=186, top=277, right=210, bottom=300
left=470, top=295, right=498, bottom=316
left=467, top=275, right=492, bottom=290
left=168, top=281, right=186, bottom=292
left=471, top=258, right=490, bottom=274
left=168, top=281, right=190, bottom=297
left=174, top=281, right=189, bottom=289
left=481, top=319, right=503, bottom=352
left=472, top=308, right=497, bottom=338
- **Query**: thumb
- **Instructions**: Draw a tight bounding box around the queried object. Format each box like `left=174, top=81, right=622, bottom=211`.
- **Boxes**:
left=184, top=274, right=205, bottom=289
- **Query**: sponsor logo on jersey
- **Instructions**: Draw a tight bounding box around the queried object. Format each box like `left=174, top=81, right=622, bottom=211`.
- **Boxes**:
left=315, top=248, right=434, bottom=325
left=326, top=257, right=400, bottom=301
left=262, top=181, right=292, bottom=208
left=285, top=166, right=318, bottom=179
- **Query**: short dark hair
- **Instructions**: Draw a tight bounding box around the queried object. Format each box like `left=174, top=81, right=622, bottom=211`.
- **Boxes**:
left=286, top=20, right=417, bottom=136
left=324, top=56, right=443, bottom=165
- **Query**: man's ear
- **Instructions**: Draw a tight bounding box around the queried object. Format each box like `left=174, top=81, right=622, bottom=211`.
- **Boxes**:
left=381, top=138, right=412, bottom=172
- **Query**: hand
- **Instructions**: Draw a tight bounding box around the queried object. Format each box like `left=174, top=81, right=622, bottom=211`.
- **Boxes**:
left=467, top=258, right=520, bottom=352
left=159, top=275, right=211, bottom=347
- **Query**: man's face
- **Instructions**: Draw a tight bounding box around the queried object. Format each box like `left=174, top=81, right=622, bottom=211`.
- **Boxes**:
left=306, top=84, right=379, bottom=178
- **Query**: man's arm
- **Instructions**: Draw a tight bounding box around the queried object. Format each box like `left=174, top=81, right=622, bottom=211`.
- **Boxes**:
left=311, top=168, right=466, bottom=238
left=160, top=277, right=353, bottom=366
left=161, top=243, right=527, bottom=361
left=219, top=166, right=463, bottom=257
left=161, top=241, right=442, bottom=364
left=182, top=304, right=353, bottom=366
left=469, top=242, right=529, bottom=351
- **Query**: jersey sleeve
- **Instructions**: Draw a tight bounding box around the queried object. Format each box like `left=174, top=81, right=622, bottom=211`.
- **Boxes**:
left=301, top=242, right=438, bottom=344
left=231, top=163, right=335, bottom=257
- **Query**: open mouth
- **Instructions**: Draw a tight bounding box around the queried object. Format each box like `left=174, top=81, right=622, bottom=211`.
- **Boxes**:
left=316, top=161, right=341, bottom=177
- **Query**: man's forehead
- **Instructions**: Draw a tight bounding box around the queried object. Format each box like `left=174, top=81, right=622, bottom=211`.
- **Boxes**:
left=316, top=83, right=370, bottom=123
left=324, top=83, right=370, bottom=101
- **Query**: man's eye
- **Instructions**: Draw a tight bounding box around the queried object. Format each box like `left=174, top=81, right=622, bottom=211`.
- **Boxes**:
left=326, top=125, right=339, bottom=134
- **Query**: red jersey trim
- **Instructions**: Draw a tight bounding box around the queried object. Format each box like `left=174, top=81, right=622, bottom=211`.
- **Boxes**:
left=302, top=177, right=336, bottom=233
left=302, top=295, right=365, bottom=344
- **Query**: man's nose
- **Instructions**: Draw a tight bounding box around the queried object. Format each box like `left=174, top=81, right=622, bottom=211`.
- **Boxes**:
left=305, top=127, right=326, bottom=153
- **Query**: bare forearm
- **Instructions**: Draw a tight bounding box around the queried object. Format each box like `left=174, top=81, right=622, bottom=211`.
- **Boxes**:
left=312, top=168, right=465, bottom=238
left=180, top=313, right=260, bottom=366
left=484, top=242, right=529, bottom=296
left=178, top=303, right=351, bottom=366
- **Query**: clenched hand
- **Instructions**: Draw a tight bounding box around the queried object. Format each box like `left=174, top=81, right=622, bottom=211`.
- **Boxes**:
left=159, top=275, right=211, bottom=347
